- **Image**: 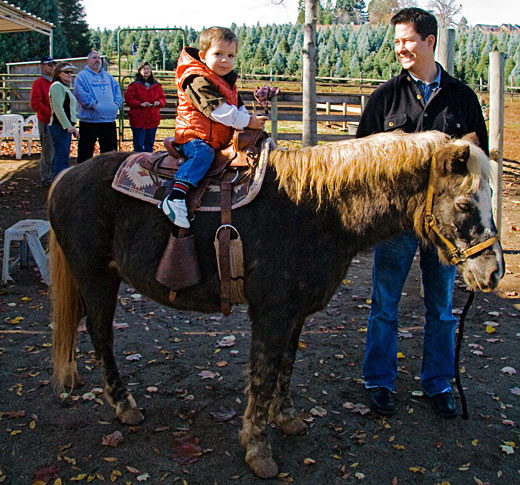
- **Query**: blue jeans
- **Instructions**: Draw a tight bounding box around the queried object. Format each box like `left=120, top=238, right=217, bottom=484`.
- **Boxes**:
left=363, top=232, right=457, bottom=397
left=175, top=138, right=215, bottom=187
left=49, top=124, right=71, bottom=177
left=131, top=127, right=157, bottom=153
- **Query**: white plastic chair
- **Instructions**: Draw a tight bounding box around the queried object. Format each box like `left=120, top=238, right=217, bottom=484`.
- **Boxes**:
left=22, top=114, right=39, bottom=156
left=0, top=114, right=24, bottom=159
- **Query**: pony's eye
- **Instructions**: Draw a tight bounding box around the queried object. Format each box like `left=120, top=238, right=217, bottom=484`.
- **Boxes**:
left=455, top=201, right=471, bottom=212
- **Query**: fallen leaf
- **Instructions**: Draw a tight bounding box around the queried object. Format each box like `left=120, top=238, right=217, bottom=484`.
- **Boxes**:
left=396, top=352, right=405, bottom=359
left=409, top=466, right=426, bottom=473
left=199, top=370, right=216, bottom=380
left=137, top=473, right=150, bottom=482
left=310, top=406, right=327, bottom=417
left=210, top=407, right=236, bottom=422
left=501, top=367, right=517, bottom=376
left=485, top=326, right=496, bottom=334
left=499, top=444, right=514, bottom=455
left=217, top=335, right=236, bottom=348
left=510, top=387, right=520, bottom=396
left=171, top=433, right=202, bottom=465
left=303, top=458, right=316, bottom=465
left=126, top=466, right=140, bottom=474
left=32, top=465, right=59, bottom=483
left=126, top=353, right=142, bottom=361
left=216, top=361, right=228, bottom=367
left=102, top=431, right=124, bottom=447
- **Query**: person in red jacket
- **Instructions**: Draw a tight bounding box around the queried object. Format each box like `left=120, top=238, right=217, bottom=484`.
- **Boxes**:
left=124, top=62, right=166, bottom=153
left=159, top=27, right=267, bottom=228
left=30, top=56, right=56, bottom=186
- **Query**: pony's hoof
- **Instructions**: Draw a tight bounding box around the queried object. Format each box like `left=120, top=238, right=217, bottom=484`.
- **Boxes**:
left=277, top=417, right=307, bottom=436
left=247, top=455, right=279, bottom=479
left=118, top=406, right=144, bottom=425
left=115, top=395, right=144, bottom=425
left=63, top=372, right=84, bottom=389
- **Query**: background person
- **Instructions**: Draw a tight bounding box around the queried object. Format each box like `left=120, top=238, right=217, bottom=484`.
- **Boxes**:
left=48, top=62, right=79, bottom=177
left=30, top=56, right=56, bottom=186
left=160, top=27, right=268, bottom=228
left=74, top=51, right=123, bottom=163
left=356, top=7, right=488, bottom=419
left=124, top=61, right=166, bottom=152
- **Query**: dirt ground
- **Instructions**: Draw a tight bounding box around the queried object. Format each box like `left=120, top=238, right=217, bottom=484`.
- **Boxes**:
left=0, top=118, right=519, bottom=484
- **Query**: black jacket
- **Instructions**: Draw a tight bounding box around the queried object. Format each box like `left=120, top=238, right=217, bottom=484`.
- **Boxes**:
left=356, top=65, right=488, bottom=155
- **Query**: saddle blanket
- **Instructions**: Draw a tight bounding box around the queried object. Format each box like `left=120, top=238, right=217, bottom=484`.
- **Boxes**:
left=111, top=138, right=275, bottom=211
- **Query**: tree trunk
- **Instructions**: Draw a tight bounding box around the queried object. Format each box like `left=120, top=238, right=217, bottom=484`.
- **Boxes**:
left=302, top=0, right=317, bottom=147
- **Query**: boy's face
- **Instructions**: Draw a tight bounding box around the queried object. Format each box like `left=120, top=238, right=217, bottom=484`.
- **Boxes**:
left=199, top=39, right=237, bottom=77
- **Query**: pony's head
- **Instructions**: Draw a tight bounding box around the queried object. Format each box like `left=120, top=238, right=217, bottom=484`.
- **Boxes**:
left=412, top=135, right=504, bottom=291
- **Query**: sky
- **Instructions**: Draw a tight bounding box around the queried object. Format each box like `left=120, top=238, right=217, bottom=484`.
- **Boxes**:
left=82, top=0, right=520, bottom=31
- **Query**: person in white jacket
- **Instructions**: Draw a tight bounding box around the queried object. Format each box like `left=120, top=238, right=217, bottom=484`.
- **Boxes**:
left=74, top=51, right=123, bottom=163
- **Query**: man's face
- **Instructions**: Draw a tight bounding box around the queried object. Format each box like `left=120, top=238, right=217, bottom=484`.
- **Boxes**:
left=394, top=22, right=435, bottom=75
left=41, top=62, right=55, bottom=77
left=199, top=39, right=237, bottom=77
left=87, top=52, right=102, bottom=72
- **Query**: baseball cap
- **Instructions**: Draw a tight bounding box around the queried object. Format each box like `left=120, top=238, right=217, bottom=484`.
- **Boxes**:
left=40, top=56, right=56, bottom=64
left=58, top=63, right=76, bottom=72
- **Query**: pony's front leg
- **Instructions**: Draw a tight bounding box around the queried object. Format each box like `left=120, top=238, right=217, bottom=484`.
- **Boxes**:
left=239, top=315, right=297, bottom=478
left=268, top=317, right=308, bottom=436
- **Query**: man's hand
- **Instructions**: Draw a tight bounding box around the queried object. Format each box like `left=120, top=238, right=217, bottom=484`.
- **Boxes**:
left=247, top=113, right=269, bottom=130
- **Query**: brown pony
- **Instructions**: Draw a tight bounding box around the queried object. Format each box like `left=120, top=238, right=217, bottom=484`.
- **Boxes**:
left=48, top=131, right=503, bottom=478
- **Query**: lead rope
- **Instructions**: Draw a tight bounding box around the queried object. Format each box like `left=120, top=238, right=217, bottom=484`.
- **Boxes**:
left=454, top=290, right=475, bottom=420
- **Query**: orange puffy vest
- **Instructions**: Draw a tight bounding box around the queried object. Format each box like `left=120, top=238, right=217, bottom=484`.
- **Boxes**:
left=174, top=47, right=239, bottom=149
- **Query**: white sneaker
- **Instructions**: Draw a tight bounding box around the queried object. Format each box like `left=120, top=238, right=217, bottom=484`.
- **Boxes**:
left=160, top=198, right=190, bottom=228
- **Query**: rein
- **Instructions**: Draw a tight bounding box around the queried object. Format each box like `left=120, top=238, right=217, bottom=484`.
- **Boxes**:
left=423, top=155, right=498, bottom=265
left=454, top=290, right=474, bottom=420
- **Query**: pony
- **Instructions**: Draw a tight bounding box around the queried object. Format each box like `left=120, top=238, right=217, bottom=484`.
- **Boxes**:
left=48, top=131, right=504, bottom=478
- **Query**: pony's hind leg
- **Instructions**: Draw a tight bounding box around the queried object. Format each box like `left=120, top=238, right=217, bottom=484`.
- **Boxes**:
left=82, top=271, right=144, bottom=425
left=239, top=312, right=302, bottom=478
left=268, top=317, right=308, bottom=436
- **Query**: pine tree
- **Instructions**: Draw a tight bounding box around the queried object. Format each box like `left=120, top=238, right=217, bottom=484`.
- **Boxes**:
left=57, top=0, right=91, bottom=57
left=146, top=37, right=163, bottom=70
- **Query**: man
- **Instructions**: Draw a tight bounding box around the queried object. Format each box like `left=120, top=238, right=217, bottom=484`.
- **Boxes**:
left=30, top=56, right=56, bottom=186
left=357, top=8, right=488, bottom=418
left=74, top=51, right=123, bottom=163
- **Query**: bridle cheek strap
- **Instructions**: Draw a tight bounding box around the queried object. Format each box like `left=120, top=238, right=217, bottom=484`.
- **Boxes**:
left=423, top=155, right=499, bottom=265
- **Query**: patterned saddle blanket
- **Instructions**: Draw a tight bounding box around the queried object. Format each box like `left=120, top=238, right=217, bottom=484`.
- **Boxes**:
left=111, top=138, right=275, bottom=212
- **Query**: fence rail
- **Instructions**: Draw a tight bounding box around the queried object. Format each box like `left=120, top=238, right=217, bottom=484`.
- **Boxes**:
left=0, top=72, right=518, bottom=148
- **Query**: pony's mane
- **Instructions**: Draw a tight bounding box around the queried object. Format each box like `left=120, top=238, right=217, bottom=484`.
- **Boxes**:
left=270, top=130, right=451, bottom=205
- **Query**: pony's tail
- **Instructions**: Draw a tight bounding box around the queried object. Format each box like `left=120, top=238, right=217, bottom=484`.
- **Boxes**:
left=50, top=229, right=84, bottom=392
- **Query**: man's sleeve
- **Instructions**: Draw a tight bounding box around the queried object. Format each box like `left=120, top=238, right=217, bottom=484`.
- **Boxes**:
left=356, top=88, right=385, bottom=138
left=111, top=75, right=123, bottom=107
left=467, top=90, right=489, bottom=156
left=74, top=73, right=96, bottom=109
left=30, top=80, right=51, bottom=119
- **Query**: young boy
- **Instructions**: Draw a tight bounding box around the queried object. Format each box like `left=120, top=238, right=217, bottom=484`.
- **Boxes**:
left=161, top=27, right=268, bottom=228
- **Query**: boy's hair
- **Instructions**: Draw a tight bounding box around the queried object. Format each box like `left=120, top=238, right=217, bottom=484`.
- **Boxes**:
left=199, top=27, right=238, bottom=53
left=391, top=7, right=438, bottom=49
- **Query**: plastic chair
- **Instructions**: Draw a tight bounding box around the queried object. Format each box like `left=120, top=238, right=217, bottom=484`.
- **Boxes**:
left=0, top=114, right=24, bottom=159
left=22, top=114, right=40, bottom=156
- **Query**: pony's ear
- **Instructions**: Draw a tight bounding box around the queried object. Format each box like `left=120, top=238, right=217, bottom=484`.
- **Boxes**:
left=461, top=132, right=479, bottom=145
left=439, top=145, right=470, bottom=175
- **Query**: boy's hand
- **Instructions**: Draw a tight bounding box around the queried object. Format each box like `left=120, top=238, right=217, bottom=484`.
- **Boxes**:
left=247, top=114, right=269, bottom=130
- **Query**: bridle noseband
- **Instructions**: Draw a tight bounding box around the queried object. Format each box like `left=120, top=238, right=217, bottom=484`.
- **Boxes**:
left=424, top=155, right=499, bottom=265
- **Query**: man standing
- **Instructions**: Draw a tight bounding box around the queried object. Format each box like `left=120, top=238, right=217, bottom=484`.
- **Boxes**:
left=357, top=8, right=488, bottom=418
left=74, top=51, right=123, bottom=163
left=30, top=56, right=56, bottom=186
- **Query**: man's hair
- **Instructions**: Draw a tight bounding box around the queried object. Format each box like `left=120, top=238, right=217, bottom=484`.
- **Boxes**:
left=199, top=27, right=238, bottom=53
left=87, top=50, right=100, bottom=59
left=391, top=7, right=438, bottom=47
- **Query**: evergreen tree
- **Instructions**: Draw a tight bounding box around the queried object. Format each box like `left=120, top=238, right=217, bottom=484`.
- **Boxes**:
left=146, top=37, right=163, bottom=70
left=57, top=0, right=90, bottom=57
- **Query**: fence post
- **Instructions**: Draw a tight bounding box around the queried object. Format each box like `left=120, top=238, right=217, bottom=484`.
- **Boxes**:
left=435, top=28, right=455, bottom=75
left=489, top=51, right=504, bottom=235
left=270, top=94, right=278, bottom=144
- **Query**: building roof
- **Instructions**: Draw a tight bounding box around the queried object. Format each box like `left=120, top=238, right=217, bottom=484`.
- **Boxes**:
left=0, top=1, right=53, bottom=36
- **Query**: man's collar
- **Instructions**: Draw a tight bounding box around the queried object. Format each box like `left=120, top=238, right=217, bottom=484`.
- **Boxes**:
left=408, top=63, right=441, bottom=86
left=42, top=74, right=52, bottom=81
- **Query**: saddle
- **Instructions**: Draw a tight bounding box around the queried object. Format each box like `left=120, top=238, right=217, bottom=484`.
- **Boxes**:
left=140, top=129, right=267, bottom=186
left=145, top=129, right=268, bottom=316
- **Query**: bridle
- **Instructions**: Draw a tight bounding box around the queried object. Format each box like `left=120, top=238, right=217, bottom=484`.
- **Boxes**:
left=424, top=154, right=499, bottom=265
